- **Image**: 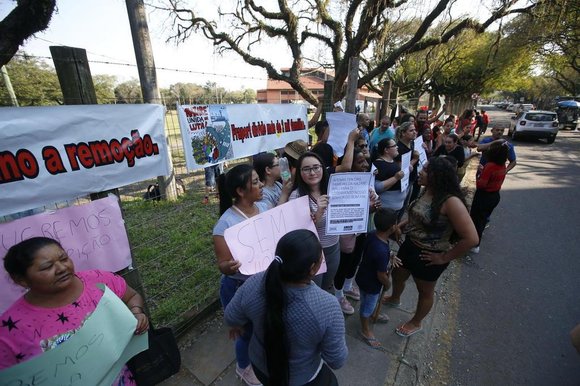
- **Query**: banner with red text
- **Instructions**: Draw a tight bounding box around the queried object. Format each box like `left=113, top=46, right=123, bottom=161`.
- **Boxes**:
left=177, top=104, right=308, bottom=171
left=0, top=104, right=170, bottom=217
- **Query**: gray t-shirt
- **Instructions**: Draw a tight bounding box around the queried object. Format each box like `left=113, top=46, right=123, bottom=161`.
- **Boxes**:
left=224, top=271, right=348, bottom=385
left=289, top=190, right=339, bottom=248
left=213, top=202, right=269, bottom=281
left=259, top=181, right=283, bottom=209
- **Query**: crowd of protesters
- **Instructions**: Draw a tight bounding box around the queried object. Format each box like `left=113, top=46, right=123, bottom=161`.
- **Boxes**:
left=0, top=102, right=519, bottom=386
left=206, top=104, right=520, bottom=385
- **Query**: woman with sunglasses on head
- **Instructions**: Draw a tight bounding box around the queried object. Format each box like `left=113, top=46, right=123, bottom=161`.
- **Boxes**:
left=383, top=156, right=478, bottom=337
left=213, top=164, right=267, bottom=386
left=225, top=229, right=347, bottom=386
left=288, top=152, right=339, bottom=291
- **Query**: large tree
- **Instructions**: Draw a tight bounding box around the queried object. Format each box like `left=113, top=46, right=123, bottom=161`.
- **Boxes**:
left=0, top=0, right=57, bottom=67
left=153, top=0, right=543, bottom=107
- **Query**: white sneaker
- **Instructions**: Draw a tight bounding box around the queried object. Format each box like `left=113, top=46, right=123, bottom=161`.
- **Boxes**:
left=236, top=365, right=262, bottom=386
left=339, top=296, right=355, bottom=315
left=344, top=285, right=360, bottom=301
left=470, top=246, right=480, bottom=254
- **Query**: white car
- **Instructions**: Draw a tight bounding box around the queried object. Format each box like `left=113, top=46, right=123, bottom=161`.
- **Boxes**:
left=508, top=110, right=559, bottom=144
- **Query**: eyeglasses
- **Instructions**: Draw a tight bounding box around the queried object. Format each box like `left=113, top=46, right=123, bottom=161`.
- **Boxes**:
left=358, top=143, right=368, bottom=148
left=270, top=163, right=279, bottom=167
left=301, top=165, right=323, bottom=174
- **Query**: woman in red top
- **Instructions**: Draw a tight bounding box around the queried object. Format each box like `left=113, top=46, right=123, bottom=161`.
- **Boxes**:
left=469, top=141, right=509, bottom=252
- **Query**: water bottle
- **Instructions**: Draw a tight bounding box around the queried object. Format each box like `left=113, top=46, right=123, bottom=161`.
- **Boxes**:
left=279, top=157, right=291, bottom=181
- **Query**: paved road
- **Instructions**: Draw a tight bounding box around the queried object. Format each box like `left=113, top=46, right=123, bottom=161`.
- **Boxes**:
left=440, top=106, right=580, bottom=384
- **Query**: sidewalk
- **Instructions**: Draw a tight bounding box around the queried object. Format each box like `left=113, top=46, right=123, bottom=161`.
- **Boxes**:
left=159, top=278, right=445, bottom=386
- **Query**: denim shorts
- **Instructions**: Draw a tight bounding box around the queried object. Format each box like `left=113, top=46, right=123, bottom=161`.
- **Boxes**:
left=359, top=289, right=380, bottom=318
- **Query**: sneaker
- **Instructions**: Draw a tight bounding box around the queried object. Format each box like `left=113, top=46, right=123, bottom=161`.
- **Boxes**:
left=344, top=286, right=360, bottom=301
left=470, top=246, right=480, bottom=254
left=339, top=297, right=355, bottom=315
left=236, top=365, right=262, bottom=386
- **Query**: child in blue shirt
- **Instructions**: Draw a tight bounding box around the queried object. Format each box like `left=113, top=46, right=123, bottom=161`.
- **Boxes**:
left=355, top=207, right=400, bottom=350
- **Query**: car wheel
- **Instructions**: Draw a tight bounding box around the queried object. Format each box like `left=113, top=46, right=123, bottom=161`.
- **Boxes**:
left=547, top=134, right=556, bottom=144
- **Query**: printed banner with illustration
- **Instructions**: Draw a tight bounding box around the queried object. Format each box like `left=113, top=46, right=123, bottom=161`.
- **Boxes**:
left=0, top=284, right=148, bottom=386
left=0, top=196, right=132, bottom=314
left=177, top=104, right=308, bottom=171
left=0, top=104, right=170, bottom=217
left=223, top=196, right=326, bottom=275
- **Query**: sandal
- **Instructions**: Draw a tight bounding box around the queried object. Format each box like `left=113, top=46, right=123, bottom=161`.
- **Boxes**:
left=381, top=296, right=401, bottom=308
left=359, top=332, right=387, bottom=351
left=374, top=313, right=390, bottom=324
left=395, top=323, right=422, bottom=337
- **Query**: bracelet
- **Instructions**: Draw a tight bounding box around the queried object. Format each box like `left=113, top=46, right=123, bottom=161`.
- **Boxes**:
left=130, top=305, right=144, bottom=312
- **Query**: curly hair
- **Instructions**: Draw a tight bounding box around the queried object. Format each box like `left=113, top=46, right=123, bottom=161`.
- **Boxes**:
left=421, top=156, right=467, bottom=224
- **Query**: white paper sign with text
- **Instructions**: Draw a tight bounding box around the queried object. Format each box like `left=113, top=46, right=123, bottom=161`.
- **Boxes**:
left=326, top=172, right=372, bottom=235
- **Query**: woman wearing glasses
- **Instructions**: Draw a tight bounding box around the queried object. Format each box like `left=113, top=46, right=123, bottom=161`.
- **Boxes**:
left=253, top=153, right=292, bottom=209
left=288, top=152, right=339, bottom=291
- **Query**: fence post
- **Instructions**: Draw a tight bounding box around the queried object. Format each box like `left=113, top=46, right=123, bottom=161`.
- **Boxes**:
left=126, top=0, right=177, bottom=201
left=377, top=80, right=392, bottom=123
left=322, top=80, right=334, bottom=121
left=345, top=57, right=359, bottom=114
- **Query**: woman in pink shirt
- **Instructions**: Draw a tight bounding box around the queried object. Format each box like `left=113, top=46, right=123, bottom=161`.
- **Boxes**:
left=0, top=237, right=148, bottom=384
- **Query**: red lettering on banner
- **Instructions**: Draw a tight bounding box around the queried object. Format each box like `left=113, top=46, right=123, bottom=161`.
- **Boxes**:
left=0, top=149, right=39, bottom=184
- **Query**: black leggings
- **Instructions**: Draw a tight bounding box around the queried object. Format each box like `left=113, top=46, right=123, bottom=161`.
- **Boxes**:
left=253, top=362, right=338, bottom=386
left=470, top=189, right=500, bottom=246
left=334, top=234, right=367, bottom=290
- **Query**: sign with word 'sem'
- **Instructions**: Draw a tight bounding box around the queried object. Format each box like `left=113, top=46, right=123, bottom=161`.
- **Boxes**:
left=224, top=196, right=326, bottom=275
left=177, top=104, right=308, bottom=171
left=0, top=196, right=132, bottom=314
left=0, top=104, right=170, bottom=217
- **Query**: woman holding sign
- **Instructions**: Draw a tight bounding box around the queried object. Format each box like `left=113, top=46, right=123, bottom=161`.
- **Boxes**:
left=0, top=237, right=148, bottom=385
left=288, top=152, right=339, bottom=292
left=214, top=163, right=268, bottom=386
left=225, top=229, right=347, bottom=386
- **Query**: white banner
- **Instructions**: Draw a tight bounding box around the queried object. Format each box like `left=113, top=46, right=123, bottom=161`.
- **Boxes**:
left=0, top=104, right=170, bottom=217
left=177, top=104, right=308, bottom=171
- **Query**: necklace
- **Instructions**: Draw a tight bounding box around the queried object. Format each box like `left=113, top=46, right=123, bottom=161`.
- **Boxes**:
left=232, top=204, right=257, bottom=219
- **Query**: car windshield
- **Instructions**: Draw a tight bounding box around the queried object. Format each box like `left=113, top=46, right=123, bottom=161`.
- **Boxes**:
left=525, top=113, right=557, bottom=122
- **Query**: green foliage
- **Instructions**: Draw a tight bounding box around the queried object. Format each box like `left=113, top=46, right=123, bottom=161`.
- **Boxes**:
left=0, top=53, right=62, bottom=106
left=114, top=79, right=143, bottom=103
left=93, top=74, right=117, bottom=104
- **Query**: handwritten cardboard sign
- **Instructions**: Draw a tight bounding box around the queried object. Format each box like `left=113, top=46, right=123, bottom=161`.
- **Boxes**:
left=0, top=196, right=132, bottom=314
left=0, top=284, right=148, bottom=386
left=224, top=196, right=326, bottom=275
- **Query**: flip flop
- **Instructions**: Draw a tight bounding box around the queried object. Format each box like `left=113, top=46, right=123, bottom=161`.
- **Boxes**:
left=359, top=332, right=387, bottom=352
left=381, top=296, right=401, bottom=308
left=395, top=323, right=422, bottom=337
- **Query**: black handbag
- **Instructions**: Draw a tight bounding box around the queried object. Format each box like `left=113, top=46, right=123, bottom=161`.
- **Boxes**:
left=127, top=327, right=181, bottom=385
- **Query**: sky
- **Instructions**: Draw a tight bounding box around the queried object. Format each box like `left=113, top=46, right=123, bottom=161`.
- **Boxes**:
left=0, top=0, right=521, bottom=91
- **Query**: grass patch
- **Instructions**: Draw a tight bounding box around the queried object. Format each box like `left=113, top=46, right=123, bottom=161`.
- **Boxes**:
left=122, top=190, right=221, bottom=327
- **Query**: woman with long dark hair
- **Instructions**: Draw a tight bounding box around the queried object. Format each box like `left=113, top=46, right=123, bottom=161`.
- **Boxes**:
left=213, top=163, right=266, bottom=386
left=383, top=156, right=478, bottom=337
left=288, top=152, right=339, bottom=291
left=469, top=141, right=509, bottom=253
left=225, top=230, right=347, bottom=386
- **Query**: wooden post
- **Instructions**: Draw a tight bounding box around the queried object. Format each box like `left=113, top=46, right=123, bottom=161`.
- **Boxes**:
left=1, top=66, right=18, bottom=106
left=345, top=57, right=359, bottom=114
left=126, top=0, right=177, bottom=201
left=322, top=80, right=334, bottom=120
left=50, top=46, right=97, bottom=105
left=391, top=87, right=400, bottom=120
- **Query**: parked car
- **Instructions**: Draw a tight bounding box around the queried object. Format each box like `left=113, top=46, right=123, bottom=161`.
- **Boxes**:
left=506, top=103, right=515, bottom=112
left=508, top=110, right=559, bottom=143
left=515, top=103, right=534, bottom=113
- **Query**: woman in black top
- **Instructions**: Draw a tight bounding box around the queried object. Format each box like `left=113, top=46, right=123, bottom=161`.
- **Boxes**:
left=433, top=133, right=465, bottom=169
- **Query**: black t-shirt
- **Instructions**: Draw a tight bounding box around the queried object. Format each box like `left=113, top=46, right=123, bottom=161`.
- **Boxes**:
left=433, top=144, right=465, bottom=168
left=355, top=232, right=390, bottom=294
left=311, top=142, right=334, bottom=172
left=373, top=159, right=401, bottom=191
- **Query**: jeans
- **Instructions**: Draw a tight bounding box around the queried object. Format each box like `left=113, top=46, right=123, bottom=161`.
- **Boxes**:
left=220, top=275, right=252, bottom=368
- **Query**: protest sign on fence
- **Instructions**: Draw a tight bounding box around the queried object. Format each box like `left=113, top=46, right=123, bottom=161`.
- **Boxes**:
left=0, top=196, right=132, bottom=314
left=0, top=104, right=170, bottom=217
left=177, top=104, right=308, bottom=171
left=326, top=172, right=372, bottom=235
left=0, top=285, right=148, bottom=386
left=224, top=196, right=326, bottom=275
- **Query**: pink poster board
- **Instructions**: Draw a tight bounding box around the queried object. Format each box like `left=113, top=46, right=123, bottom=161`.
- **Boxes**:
left=0, top=196, right=132, bottom=313
left=224, top=196, right=327, bottom=275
